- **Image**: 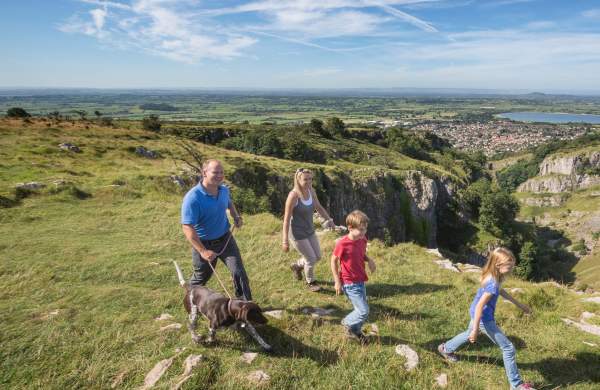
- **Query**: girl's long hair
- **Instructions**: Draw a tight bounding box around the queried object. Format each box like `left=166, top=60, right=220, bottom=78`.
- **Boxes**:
left=292, top=168, right=312, bottom=198
left=481, top=247, right=516, bottom=284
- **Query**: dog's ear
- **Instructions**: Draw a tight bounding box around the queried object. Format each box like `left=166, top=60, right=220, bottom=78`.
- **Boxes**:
left=246, top=303, right=268, bottom=324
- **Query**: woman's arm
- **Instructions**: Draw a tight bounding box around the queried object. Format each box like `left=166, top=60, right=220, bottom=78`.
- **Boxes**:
left=311, top=189, right=333, bottom=226
left=281, top=192, right=297, bottom=252
left=500, top=289, right=532, bottom=314
left=469, top=292, right=493, bottom=342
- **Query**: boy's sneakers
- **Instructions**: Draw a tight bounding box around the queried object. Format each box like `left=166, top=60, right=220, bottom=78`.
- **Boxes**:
left=437, top=343, right=458, bottom=363
left=514, top=384, right=536, bottom=390
left=344, top=326, right=368, bottom=344
left=307, top=281, right=321, bottom=292
left=290, top=263, right=303, bottom=281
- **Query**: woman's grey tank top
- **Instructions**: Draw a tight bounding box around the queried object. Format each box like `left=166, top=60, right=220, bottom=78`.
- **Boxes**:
left=290, top=191, right=315, bottom=240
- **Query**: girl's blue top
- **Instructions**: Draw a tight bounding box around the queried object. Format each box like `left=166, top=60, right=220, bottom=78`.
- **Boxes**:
left=469, top=277, right=500, bottom=322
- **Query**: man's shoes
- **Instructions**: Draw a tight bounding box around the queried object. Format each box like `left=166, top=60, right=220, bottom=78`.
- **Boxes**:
left=290, top=263, right=303, bottom=281
left=307, top=281, right=321, bottom=292
left=437, top=343, right=458, bottom=363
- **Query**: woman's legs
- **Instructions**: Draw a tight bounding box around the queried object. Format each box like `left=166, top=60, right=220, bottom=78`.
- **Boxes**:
left=291, top=233, right=321, bottom=283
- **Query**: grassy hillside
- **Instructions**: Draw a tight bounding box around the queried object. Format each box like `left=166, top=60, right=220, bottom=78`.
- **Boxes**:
left=1, top=119, right=599, bottom=389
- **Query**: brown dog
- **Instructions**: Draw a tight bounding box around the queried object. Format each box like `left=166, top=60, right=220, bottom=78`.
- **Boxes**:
left=174, top=261, right=271, bottom=351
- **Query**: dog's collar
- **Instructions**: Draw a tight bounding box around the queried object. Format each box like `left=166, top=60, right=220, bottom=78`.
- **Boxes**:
left=227, top=299, right=234, bottom=319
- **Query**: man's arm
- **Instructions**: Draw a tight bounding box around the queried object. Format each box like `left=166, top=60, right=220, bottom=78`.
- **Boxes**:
left=228, top=199, right=243, bottom=228
left=182, top=224, right=216, bottom=261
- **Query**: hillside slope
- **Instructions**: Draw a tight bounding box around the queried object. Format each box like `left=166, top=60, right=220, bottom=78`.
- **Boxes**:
left=1, top=119, right=599, bottom=389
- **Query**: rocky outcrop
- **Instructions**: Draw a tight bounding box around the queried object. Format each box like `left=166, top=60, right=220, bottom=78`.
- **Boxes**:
left=522, top=194, right=565, bottom=207
left=518, top=151, right=600, bottom=194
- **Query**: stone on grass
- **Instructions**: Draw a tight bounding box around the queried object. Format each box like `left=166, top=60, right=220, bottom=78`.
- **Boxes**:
left=427, top=248, right=443, bottom=258
left=562, top=318, right=600, bottom=337
left=581, top=312, right=596, bottom=321
left=160, top=323, right=182, bottom=332
left=247, top=370, right=270, bottom=384
left=16, top=182, right=46, bottom=191
left=135, top=146, right=159, bottom=159
left=240, top=352, right=258, bottom=364
left=583, top=341, right=598, bottom=347
left=434, top=260, right=460, bottom=273
left=40, top=309, right=59, bottom=320
left=142, top=358, right=174, bottom=389
left=435, top=373, right=448, bottom=388
left=155, top=313, right=174, bottom=321
left=171, top=354, right=203, bottom=390
left=111, top=370, right=127, bottom=389
left=59, top=142, right=81, bottom=152
left=264, top=310, right=283, bottom=319
left=395, top=344, right=419, bottom=371
left=583, top=297, right=600, bottom=304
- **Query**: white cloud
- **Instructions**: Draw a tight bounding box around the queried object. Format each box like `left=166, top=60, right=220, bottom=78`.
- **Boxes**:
left=582, top=9, right=600, bottom=19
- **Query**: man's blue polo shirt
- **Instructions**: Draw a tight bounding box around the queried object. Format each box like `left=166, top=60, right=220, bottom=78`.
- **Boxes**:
left=181, top=183, right=231, bottom=240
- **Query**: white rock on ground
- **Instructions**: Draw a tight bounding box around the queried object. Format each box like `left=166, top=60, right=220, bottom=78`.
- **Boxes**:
left=240, top=352, right=258, bottom=364
left=435, top=373, right=448, bottom=388
left=311, top=308, right=335, bottom=316
left=434, top=260, right=460, bottom=273
left=583, top=297, right=600, bottom=304
left=155, top=313, right=174, bottom=321
left=395, top=344, right=419, bottom=371
left=247, top=370, right=270, bottom=384
left=562, top=318, right=600, bottom=337
left=583, top=341, right=598, bottom=347
left=142, top=358, right=174, bottom=389
left=581, top=312, right=596, bottom=320
left=264, top=310, right=283, bottom=319
left=427, top=248, right=443, bottom=258
left=160, top=323, right=182, bottom=332
left=171, top=354, right=203, bottom=390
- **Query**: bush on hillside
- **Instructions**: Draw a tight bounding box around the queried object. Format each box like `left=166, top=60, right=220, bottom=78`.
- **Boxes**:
left=496, top=159, right=539, bottom=192
left=460, top=178, right=492, bottom=219
left=142, top=115, right=162, bottom=132
left=479, top=190, right=520, bottom=237
left=325, top=117, right=349, bottom=138
left=515, top=240, right=537, bottom=280
left=7, top=107, right=31, bottom=118
left=308, top=119, right=332, bottom=138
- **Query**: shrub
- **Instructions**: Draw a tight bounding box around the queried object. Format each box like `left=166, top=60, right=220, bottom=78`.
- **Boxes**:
left=7, top=107, right=31, bottom=118
left=515, top=241, right=537, bottom=280
left=479, top=190, right=520, bottom=237
left=142, top=115, right=161, bottom=132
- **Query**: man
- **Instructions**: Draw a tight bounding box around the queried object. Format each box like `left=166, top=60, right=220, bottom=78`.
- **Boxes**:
left=181, top=159, right=252, bottom=301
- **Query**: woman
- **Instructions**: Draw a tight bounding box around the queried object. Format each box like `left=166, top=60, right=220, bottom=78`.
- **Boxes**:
left=282, top=168, right=334, bottom=292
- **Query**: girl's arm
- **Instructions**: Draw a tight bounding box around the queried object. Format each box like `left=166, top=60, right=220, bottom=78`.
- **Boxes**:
left=331, top=254, right=342, bottom=295
left=469, top=292, right=493, bottom=342
left=281, top=192, right=297, bottom=252
left=311, top=189, right=333, bottom=227
left=500, top=288, right=532, bottom=314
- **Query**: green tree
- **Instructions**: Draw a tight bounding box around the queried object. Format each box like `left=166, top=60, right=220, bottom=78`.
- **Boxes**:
left=7, top=107, right=31, bottom=118
left=461, top=178, right=492, bottom=219
left=325, top=117, right=347, bottom=137
left=515, top=241, right=537, bottom=280
left=142, top=115, right=162, bottom=132
left=479, top=190, right=520, bottom=237
left=309, top=118, right=331, bottom=138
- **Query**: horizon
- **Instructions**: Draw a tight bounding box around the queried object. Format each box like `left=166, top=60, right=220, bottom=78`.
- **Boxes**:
left=2, top=1, right=600, bottom=91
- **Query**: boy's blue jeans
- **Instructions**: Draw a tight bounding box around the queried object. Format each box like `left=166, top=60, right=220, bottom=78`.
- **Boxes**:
left=341, top=282, right=369, bottom=335
left=445, top=319, right=523, bottom=389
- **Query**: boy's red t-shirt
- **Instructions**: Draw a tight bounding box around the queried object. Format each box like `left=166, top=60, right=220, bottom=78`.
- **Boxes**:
left=333, top=235, right=368, bottom=285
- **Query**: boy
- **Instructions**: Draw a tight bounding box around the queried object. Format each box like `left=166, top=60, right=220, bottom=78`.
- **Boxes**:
left=331, top=210, right=376, bottom=342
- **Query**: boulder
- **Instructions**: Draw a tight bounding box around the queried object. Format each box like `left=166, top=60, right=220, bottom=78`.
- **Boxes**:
left=59, top=142, right=81, bottom=152
left=135, top=146, right=160, bottom=159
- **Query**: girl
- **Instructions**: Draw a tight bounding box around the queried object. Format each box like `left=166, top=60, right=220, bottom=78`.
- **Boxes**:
left=282, top=168, right=334, bottom=292
left=438, top=247, right=535, bottom=390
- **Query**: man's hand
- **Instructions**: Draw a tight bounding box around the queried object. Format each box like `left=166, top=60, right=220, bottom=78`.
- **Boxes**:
left=234, top=216, right=243, bottom=229
left=201, top=249, right=217, bottom=262
left=334, top=281, right=342, bottom=295
left=368, top=259, right=376, bottom=273
left=468, top=329, right=478, bottom=343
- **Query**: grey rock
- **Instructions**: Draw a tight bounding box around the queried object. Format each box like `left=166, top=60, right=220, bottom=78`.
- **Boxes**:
left=59, top=142, right=81, bottom=153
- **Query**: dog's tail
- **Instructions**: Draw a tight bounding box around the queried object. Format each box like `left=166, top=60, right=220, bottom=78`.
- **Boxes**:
left=173, top=260, right=186, bottom=287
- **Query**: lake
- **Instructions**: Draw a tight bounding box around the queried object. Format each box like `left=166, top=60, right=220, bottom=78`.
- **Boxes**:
left=497, top=112, right=600, bottom=124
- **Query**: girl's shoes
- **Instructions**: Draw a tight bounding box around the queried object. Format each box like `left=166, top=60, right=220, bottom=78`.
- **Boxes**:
left=437, top=343, right=458, bottom=363
left=515, top=384, right=536, bottom=390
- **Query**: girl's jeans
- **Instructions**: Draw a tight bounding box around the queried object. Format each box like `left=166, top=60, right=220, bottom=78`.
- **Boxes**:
left=341, top=282, right=369, bottom=334
left=445, top=319, right=523, bottom=389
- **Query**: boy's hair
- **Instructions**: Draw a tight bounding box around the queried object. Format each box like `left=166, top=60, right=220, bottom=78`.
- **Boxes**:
left=346, top=210, right=369, bottom=229
left=481, top=247, right=516, bottom=284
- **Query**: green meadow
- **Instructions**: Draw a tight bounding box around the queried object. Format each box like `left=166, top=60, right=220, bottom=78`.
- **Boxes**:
left=1, top=119, right=599, bottom=389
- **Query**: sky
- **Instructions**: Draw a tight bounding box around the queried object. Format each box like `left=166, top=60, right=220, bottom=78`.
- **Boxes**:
left=2, top=0, right=600, bottom=92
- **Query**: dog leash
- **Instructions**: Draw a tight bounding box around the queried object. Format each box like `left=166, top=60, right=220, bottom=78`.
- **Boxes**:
left=205, top=225, right=236, bottom=300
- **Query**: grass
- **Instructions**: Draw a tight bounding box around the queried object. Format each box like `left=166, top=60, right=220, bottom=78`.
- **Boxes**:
left=1, top=119, right=600, bottom=389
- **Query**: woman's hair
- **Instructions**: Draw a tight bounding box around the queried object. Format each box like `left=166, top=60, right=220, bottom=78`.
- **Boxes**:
left=292, top=168, right=312, bottom=196
left=346, top=210, right=370, bottom=229
left=481, top=247, right=516, bottom=284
